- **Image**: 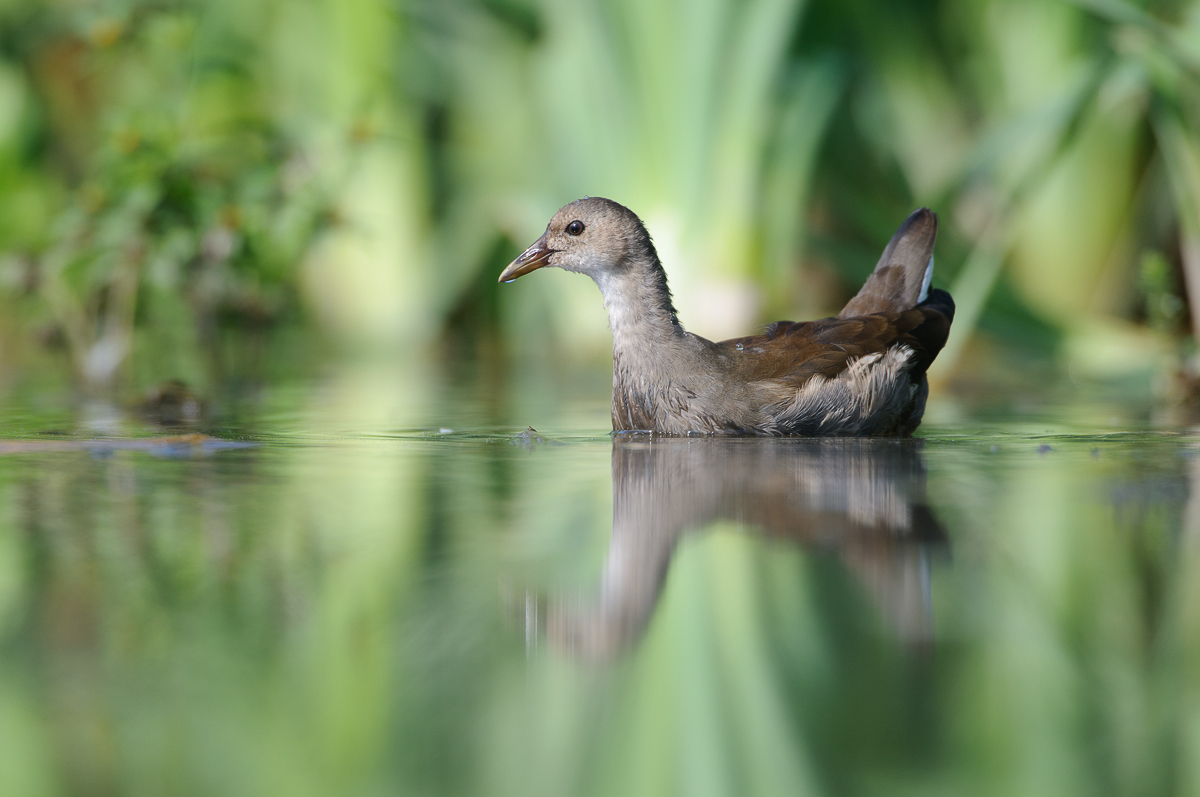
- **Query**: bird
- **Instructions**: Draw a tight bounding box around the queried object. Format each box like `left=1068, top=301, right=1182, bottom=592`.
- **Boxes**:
left=498, top=197, right=954, bottom=436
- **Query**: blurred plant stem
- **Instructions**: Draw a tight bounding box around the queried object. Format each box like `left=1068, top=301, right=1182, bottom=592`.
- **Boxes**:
left=1154, top=112, right=1200, bottom=343
left=936, top=217, right=1013, bottom=378
left=934, top=61, right=1109, bottom=376
left=41, top=232, right=141, bottom=391
left=425, top=0, right=827, bottom=347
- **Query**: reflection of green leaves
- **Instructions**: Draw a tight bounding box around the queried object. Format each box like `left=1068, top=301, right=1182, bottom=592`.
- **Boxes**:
left=2, top=408, right=1197, bottom=795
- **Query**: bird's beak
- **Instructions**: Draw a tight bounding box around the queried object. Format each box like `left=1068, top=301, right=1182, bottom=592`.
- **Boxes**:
left=499, top=233, right=555, bottom=283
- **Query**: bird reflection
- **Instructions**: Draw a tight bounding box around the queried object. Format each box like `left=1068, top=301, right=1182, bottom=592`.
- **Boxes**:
left=545, top=436, right=947, bottom=660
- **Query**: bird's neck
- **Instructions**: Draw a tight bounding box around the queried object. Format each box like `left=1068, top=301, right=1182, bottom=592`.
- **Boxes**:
left=594, top=255, right=685, bottom=359
left=594, top=255, right=709, bottom=432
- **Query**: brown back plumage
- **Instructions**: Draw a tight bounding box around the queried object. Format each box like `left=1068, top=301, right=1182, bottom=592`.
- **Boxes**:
left=838, top=208, right=938, bottom=318
left=720, top=295, right=954, bottom=387
left=712, top=210, right=955, bottom=434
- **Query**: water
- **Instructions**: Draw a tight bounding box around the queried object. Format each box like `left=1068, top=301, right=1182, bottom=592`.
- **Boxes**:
left=0, top=362, right=1196, bottom=796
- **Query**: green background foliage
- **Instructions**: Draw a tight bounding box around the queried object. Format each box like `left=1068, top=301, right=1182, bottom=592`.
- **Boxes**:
left=0, top=0, right=1198, bottom=393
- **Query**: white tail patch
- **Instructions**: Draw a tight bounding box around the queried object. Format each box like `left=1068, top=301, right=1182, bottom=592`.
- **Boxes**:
left=918, top=256, right=933, bottom=303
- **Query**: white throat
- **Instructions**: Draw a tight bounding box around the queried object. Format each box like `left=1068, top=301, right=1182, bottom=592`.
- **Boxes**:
left=594, top=269, right=681, bottom=357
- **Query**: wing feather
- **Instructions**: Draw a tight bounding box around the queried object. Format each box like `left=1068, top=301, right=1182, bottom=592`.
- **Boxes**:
left=718, top=290, right=954, bottom=390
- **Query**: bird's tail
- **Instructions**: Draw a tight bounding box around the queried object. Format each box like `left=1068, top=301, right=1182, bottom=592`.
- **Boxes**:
left=838, top=208, right=938, bottom=318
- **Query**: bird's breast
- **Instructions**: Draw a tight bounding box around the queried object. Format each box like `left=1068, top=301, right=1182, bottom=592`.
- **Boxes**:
left=611, top=374, right=700, bottom=433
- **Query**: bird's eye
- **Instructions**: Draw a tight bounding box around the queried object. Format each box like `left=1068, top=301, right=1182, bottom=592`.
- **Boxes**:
left=566, top=220, right=585, bottom=236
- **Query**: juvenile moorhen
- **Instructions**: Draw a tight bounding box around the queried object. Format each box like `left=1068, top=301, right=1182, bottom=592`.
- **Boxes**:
left=499, top=197, right=954, bottom=436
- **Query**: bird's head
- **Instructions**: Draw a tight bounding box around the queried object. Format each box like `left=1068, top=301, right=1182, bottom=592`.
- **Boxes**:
left=498, top=197, right=651, bottom=284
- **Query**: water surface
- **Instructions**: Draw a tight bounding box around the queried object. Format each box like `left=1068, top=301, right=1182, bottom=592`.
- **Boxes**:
left=0, top=365, right=1195, bottom=797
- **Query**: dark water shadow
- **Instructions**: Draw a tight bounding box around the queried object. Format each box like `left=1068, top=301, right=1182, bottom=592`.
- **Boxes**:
left=546, top=436, right=948, bottom=661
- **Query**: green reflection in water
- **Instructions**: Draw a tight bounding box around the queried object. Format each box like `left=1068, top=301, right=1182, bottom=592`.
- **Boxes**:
left=0, top=372, right=1195, bottom=797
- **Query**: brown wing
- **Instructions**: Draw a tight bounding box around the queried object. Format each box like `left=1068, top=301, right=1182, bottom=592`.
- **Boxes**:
left=718, top=289, right=954, bottom=387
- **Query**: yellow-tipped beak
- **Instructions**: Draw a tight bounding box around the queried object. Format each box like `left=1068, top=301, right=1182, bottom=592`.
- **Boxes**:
left=499, top=233, right=555, bottom=283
